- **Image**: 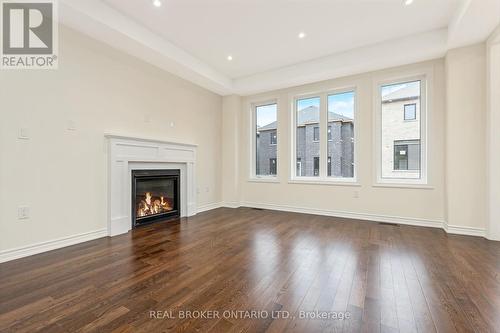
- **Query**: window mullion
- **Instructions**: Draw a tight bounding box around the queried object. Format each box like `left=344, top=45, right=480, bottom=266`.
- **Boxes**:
left=319, top=93, right=328, bottom=179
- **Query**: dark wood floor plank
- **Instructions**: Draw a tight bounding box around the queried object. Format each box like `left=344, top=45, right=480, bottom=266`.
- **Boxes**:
left=1, top=207, right=500, bottom=332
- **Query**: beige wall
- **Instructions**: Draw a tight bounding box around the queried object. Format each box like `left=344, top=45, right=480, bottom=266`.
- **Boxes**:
left=0, top=27, right=222, bottom=251
left=233, top=60, right=447, bottom=223
left=445, top=44, right=487, bottom=229
left=0, top=25, right=490, bottom=254
left=486, top=27, right=500, bottom=240
left=222, top=95, right=241, bottom=206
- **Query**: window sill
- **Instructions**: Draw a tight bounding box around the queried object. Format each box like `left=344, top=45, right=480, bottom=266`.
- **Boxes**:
left=248, top=177, right=280, bottom=183
left=372, top=183, right=434, bottom=190
left=288, top=179, right=361, bottom=187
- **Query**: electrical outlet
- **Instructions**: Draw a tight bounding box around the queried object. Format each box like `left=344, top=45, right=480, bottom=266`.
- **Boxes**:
left=18, top=206, right=30, bottom=219
left=205, top=187, right=210, bottom=193
left=67, top=120, right=77, bottom=131
left=353, top=191, right=359, bottom=199
left=196, top=187, right=200, bottom=194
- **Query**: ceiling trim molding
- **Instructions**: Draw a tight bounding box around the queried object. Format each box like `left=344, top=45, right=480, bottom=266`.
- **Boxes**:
left=233, top=29, right=448, bottom=96
left=447, top=0, right=500, bottom=49
left=59, top=0, right=500, bottom=96
left=448, top=0, right=472, bottom=42
left=488, top=23, right=500, bottom=44
left=59, top=0, right=233, bottom=95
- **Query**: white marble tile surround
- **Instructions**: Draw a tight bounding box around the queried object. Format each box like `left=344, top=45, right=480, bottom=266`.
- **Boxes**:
left=106, top=135, right=197, bottom=236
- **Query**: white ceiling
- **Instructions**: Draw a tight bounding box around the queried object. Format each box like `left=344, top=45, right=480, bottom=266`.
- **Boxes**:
left=102, top=0, right=459, bottom=79
left=60, top=0, right=500, bottom=95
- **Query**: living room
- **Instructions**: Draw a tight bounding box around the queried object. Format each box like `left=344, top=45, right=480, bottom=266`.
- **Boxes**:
left=1, top=0, right=500, bottom=332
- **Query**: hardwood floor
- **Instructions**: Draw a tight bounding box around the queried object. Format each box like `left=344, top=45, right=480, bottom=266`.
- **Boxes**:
left=1, top=207, right=500, bottom=332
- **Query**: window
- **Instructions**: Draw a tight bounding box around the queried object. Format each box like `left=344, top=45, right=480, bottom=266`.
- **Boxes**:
left=270, top=130, right=277, bottom=145
left=295, top=97, right=320, bottom=177
left=269, top=158, right=277, bottom=175
left=394, top=140, right=420, bottom=170
left=404, top=104, right=416, bottom=120
left=293, top=91, right=356, bottom=181
left=313, top=127, right=320, bottom=141
left=327, top=91, right=355, bottom=178
left=380, top=79, right=425, bottom=181
left=255, top=102, right=277, bottom=177
left=296, top=158, right=302, bottom=176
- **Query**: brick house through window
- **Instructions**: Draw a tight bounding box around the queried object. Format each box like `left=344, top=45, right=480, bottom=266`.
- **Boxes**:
left=257, top=105, right=354, bottom=178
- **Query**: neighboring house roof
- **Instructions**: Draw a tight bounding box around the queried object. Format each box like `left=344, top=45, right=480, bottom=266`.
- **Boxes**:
left=258, top=121, right=277, bottom=131
left=298, top=106, right=352, bottom=125
left=382, top=84, right=419, bottom=103
left=258, top=106, right=352, bottom=131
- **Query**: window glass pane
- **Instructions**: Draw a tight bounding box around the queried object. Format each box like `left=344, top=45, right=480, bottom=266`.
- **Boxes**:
left=296, top=97, right=320, bottom=177
left=313, top=127, right=320, bottom=141
left=270, top=130, right=277, bottom=145
left=381, top=81, right=421, bottom=179
left=313, top=157, right=320, bottom=176
left=327, top=91, right=355, bottom=178
left=296, top=158, right=302, bottom=176
left=404, top=104, right=417, bottom=120
left=256, top=103, right=277, bottom=176
left=394, top=144, right=408, bottom=170
left=269, top=158, right=277, bottom=175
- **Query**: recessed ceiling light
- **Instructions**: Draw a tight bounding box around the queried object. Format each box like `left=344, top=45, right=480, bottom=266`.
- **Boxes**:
left=153, top=0, right=162, bottom=7
left=227, top=55, right=233, bottom=61
left=298, top=32, right=306, bottom=39
left=404, top=0, right=414, bottom=5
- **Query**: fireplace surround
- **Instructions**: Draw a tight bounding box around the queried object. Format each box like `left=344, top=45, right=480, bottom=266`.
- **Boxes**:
left=106, top=135, right=197, bottom=236
left=132, top=169, right=180, bottom=227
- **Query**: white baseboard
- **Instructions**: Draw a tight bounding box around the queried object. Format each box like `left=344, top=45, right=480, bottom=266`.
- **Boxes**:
left=444, top=224, right=486, bottom=237
left=221, top=201, right=241, bottom=209
left=1, top=203, right=487, bottom=264
left=0, top=229, right=107, bottom=263
left=238, top=201, right=444, bottom=229
left=197, top=201, right=243, bottom=212
left=197, top=202, right=223, bottom=213
left=222, top=201, right=486, bottom=238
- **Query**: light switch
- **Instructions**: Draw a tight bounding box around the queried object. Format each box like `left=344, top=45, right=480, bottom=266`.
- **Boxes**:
left=18, top=206, right=30, bottom=219
left=67, top=120, right=76, bottom=131
left=18, top=128, right=29, bottom=139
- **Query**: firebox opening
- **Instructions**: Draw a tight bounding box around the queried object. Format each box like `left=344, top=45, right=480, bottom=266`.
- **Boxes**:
left=132, top=169, right=180, bottom=228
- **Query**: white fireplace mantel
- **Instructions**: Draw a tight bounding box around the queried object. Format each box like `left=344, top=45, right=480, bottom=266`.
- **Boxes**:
left=106, top=134, right=197, bottom=236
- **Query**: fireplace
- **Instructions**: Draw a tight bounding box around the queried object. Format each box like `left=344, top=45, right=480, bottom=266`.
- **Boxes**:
left=131, top=169, right=180, bottom=227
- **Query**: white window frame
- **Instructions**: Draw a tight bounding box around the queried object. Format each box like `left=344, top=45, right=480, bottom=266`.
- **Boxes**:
left=290, top=87, right=359, bottom=186
left=373, top=73, right=429, bottom=187
left=250, top=100, right=279, bottom=182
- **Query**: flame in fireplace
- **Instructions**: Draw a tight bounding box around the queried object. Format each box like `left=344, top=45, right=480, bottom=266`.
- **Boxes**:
left=137, top=192, right=173, bottom=218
